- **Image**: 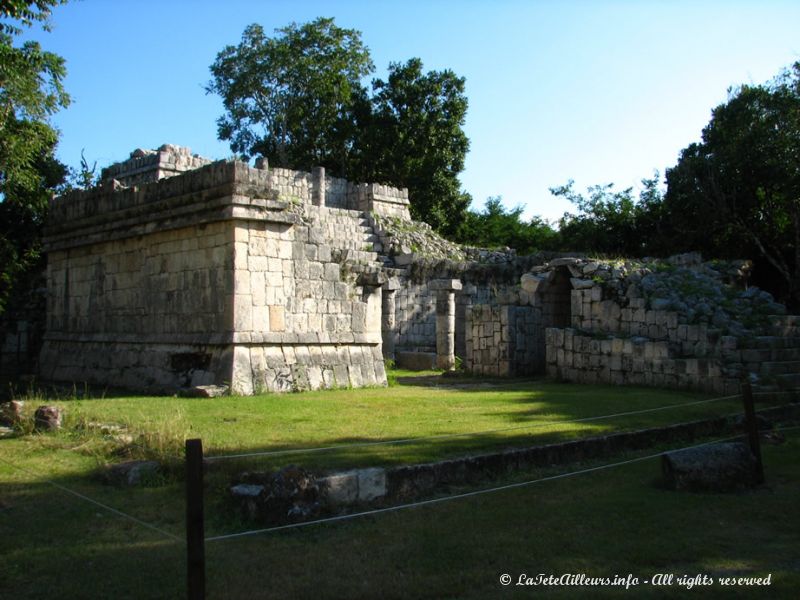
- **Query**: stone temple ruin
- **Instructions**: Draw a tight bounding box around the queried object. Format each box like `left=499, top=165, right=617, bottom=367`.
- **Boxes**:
left=4, top=144, right=797, bottom=395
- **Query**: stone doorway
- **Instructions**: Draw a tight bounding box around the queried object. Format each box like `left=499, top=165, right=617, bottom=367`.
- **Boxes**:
left=540, top=266, right=573, bottom=329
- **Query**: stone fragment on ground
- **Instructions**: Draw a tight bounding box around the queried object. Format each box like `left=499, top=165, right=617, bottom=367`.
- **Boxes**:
left=103, top=460, right=161, bottom=486
left=34, top=405, right=62, bottom=431
left=0, top=400, right=24, bottom=426
left=230, top=465, right=320, bottom=524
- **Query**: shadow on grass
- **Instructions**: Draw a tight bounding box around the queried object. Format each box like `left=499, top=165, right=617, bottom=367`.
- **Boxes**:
left=0, top=467, right=185, bottom=600
left=5, top=437, right=799, bottom=599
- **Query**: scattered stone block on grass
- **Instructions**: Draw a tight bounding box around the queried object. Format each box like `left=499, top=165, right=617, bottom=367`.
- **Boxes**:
left=34, top=405, right=62, bottom=431
left=104, top=460, right=161, bottom=486
left=0, top=400, right=24, bottom=426
left=661, top=442, right=760, bottom=492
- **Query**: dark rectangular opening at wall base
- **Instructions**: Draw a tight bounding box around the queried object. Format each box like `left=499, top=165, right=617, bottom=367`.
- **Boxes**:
left=170, top=353, right=212, bottom=373
left=395, top=351, right=437, bottom=371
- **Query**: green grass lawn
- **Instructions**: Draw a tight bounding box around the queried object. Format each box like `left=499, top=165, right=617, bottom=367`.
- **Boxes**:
left=1, top=374, right=797, bottom=598
left=5, top=373, right=769, bottom=473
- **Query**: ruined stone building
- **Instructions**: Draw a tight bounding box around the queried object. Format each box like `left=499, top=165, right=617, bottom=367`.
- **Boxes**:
left=3, top=144, right=798, bottom=395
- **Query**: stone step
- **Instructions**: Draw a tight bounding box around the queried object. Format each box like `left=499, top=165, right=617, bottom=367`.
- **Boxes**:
left=758, top=361, right=800, bottom=376
left=316, top=225, right=373, bottom=237
left=770, top=314, right=800, bottom=334
left=332, top=248, right=379, bottom=264
left=312, top=206, right=367, bottom=220
left=740, top=336, right=800, bottom=350
left=774, top=372, right=800, bottom=390
left=326, top=240, right=378, bottom=252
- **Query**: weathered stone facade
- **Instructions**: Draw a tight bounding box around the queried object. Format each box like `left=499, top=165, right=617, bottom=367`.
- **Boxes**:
left=25, top=143, right=799, bottom=396
left=531, top=256, right=800, bottom=393
left=39, top=146, right=394, bottom=394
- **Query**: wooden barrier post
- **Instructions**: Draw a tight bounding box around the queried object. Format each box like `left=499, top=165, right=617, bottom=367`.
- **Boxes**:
left=740, top=378, right=765, bottom=484
left=186, top=438, right=205, bottom=600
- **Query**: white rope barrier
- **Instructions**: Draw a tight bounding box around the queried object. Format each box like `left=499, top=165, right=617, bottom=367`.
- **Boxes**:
left=206, top=424, right=800, bottom=542
left=0, top=456, right=183, bottom=543
left=207, top=428, right=800, bottom=543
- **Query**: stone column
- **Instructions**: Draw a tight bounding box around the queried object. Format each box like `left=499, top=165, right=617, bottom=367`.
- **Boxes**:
left=381, top=278, right=400, bottom=360
left=312, top=166, right=326, bottom=207
left=431, top=279, right=462, bottom=370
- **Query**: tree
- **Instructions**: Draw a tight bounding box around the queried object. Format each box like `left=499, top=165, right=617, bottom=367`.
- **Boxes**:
left=0, top=0, right=69, bottom=313
left=664, top=63, right=800, bottom=305
left=551, top=174, right=664, bottom=256
left=0, top=0, right=66, bottom=34
left=208, top=20, right=474, bottom=236
left=456, top=196, right=558, bottom=254
left=207, top=18, right=373, bottom=175
left=360, top=58, right=471, bottom=236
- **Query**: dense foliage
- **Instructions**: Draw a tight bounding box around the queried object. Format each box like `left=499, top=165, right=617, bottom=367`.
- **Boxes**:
left=0, top=0, right=69, bottom=313
left=664, top=63, right=800, bottom=304
left=523, top=63, right=800, bottom=308
left=455, top=197, right=559, bottom=255
left=207, top=18, right=471, bottom=236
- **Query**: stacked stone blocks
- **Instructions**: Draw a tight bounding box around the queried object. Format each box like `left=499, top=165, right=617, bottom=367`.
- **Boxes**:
left=39, top=146, right=389, bottom=394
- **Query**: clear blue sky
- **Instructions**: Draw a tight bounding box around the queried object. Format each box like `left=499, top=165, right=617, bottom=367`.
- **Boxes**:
left=26, top=0, right=800, bottom=222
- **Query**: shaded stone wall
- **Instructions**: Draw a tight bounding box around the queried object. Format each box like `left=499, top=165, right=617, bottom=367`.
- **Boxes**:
left=394, top=282, right=437, bottom=353
left=533, top=256, right=800, bottom=393
left=464, top=305, right=539, bottom=376
left=544, top=328, right=734, bottom=394
left=0, top=275, right=46, bottom=380
left=40, top=214, right=236, bottom=390
left=393, top=260, right=545, bottom=371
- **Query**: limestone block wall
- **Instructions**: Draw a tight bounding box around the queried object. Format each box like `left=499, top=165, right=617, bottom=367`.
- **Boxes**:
left=532, top=257, right=800, bottom=393
left=390, top=272, right=543, bottom=372
left=39, top=221, right=235, bottom=390
left=0, top=277, right=46, bottom=378
left=464, top=305, right=540, bottom=376
left=393, top=283, right=486, bottom=356
left=571, top=288, right=679, bottom=340
left=39, top=155, right=387, bottom=394
left=357, top=184, right=411, bottom=220
left=269, top=168, right=313, bottom=204
left=544, top=328, right=737, bottom=394
left=269, top=165, right=411, bottom=220
left=539, top=276, right=738, bottom=393
left=394, top=282, right=437, bottom=352
left=570, top=286, right=737, bottom=361
left=230, top=218, right=385, bottom=394
left=324, top=175, right=356, bottom=210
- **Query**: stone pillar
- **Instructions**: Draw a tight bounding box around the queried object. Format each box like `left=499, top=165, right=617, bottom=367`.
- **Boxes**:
left=381, top=278, right=400, bottom=360
left=431, top=279, right=462, bottom=370
left=312, top=166, right=326, bottom=207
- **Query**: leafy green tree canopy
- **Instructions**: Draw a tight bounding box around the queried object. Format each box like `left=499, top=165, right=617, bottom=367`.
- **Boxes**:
left=456, top=196, right=558, bottom=255
left=0, top=0, right=66, bottom=34
left=208, top=19, right=473, bottom=236
left=665, top=62, right=800, bottom=304
left=207, top=17, right=373, bottom=175
left=551, top=175, right=663, bottom=257
left=362, top=58, right=470, bottom=235
left=0, top=0, right=69, bottom=312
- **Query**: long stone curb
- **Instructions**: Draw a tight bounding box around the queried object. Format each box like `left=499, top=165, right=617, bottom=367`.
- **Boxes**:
left=319, top=403, right=800, bottom=507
